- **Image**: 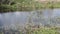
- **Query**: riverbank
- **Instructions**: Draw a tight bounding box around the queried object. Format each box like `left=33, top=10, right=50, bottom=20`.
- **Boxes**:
left=0, top=26, right=59, bottom=34
left=0, top=2, right=60, bottom=13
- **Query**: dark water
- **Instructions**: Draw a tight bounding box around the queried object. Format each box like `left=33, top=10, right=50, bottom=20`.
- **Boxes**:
left=0, top=9, right=60, bottom=29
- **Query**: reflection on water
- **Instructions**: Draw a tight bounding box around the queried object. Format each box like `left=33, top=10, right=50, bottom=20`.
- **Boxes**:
left=0, top=9, right=60, bottom=28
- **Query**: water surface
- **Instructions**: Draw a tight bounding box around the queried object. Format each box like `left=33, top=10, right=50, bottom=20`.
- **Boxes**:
left=0, top=9, right=60, bottom=29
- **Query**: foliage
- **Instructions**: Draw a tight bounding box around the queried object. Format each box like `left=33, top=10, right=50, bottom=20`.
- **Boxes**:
left=0, top=0, right=60, bottom=12
left=0, top=5, right=17, bottom=13
left=23, top=27, right=59, bottom=34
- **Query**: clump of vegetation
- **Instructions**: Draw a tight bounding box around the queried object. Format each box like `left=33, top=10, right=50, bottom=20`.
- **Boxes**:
left=0, top=5, right=17, bottom=13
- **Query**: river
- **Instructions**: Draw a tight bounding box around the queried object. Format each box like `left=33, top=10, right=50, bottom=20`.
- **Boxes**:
left=0, top=8, right=60, bottom=29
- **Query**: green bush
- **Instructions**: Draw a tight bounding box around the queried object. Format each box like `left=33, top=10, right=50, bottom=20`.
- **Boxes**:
left=0, top=5, right=17, bottom=13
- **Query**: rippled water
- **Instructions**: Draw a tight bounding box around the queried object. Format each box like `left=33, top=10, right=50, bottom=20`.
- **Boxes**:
left=0, top=9, right=60, bottom=29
